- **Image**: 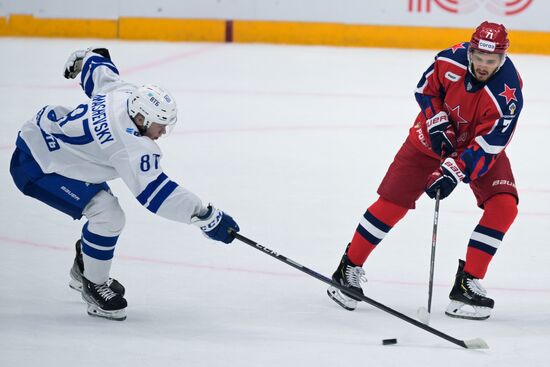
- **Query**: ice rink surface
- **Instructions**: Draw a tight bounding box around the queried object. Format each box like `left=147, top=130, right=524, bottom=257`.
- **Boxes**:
left=0, top=38, right=549, bottom=366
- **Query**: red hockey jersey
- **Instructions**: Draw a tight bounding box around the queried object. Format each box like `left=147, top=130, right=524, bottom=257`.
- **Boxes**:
left=409, top=42, right=523, bottom=183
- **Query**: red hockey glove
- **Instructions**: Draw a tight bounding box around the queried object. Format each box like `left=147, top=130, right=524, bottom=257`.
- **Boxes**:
left=425, top=158, right=466, bottom=199
left=426, top=111, right=457, bottom=157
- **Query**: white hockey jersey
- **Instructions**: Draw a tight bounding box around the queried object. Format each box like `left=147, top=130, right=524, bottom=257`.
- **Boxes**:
left=17, top=51, right=204, bottom=223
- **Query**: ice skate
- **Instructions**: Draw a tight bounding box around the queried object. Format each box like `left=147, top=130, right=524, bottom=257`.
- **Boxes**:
left=69, top=240, right=125, bottom=296
left=82, top=276, right=127, bottom=321
left=445, top=259, right=494, bottom=320
left=327, top=245, right=367, bottom=311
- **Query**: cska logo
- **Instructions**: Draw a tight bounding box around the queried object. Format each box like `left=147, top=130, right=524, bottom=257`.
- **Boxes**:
left=499, top=84, right=518, bottom=104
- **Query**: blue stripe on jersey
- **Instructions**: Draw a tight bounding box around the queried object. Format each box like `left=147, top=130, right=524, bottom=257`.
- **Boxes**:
left=416, top=62, right=434, bottom=90
left=460, top=146, right=487, bottom=182
left=51, top=118, right=94, bottom=145
left=480, top=117, right=517, bottom=149
left=82, top=222, right=119, bottom=247
left=136, top=172, right=168, bottom=205
left=147, top=181, right=178, bottom=213
left=81, top=55, right=119, bottom=98
left=475, top=225, right=505, bottom=241
left=415, top=94, right=437, bottom=118
left=415, top=62, right=437, bottom=118
left=468, top=239, right=497, bottom=256
left=81, top=239, right=115, bottom=260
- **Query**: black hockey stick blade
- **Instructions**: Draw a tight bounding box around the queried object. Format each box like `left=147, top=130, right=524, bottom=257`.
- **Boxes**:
left=229, top=229, right=489, bottom=349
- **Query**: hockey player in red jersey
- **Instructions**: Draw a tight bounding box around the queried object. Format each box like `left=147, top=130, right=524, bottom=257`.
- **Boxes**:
left=327, top=21, right=522, bottom=320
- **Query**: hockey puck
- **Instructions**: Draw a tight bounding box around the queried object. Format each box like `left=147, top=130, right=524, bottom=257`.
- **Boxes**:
left=382, top=338, right=398, bottom=345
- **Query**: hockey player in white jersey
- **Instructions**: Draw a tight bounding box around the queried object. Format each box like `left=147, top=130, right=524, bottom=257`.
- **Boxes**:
left=9, top=48, right=240, bottom=321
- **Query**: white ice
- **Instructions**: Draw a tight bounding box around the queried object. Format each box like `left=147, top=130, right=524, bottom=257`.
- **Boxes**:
left=0, top=38, right=549, bottom=367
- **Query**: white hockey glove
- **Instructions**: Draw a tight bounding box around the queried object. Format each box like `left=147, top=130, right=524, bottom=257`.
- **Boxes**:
left=63, top=49, right=88, bottom=79
left=63, top=48, right=112, bottom=79
left=191, top=204, right=240, bottom=244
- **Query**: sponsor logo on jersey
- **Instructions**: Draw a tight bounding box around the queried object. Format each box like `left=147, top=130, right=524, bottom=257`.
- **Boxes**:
left=445, top=71, right=460, bottom=82
left=492, top=179, right=516, bottom=188
left=415, top=124, right=429, bottom=148
left=125, top=127, right=140, bottom=137
left=91, top=94, right=116, bottom=148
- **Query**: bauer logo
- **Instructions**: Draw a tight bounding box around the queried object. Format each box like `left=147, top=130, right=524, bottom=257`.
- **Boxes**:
left=492, top=179, right=516, bottom=188
left=478, top=40, right=496, bottom=52
left=445, top=71, right=460, bottom=82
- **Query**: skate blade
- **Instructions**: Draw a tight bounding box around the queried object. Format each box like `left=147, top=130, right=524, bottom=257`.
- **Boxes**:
left=327, top=286, right=357, bottom=311
left=445, top=300, right=491, bottom=320
left=70, top=276, right=125, bottom=296
left=69, top=279, right=83, bottom=293
left=86, top=304, right=127, bottom=321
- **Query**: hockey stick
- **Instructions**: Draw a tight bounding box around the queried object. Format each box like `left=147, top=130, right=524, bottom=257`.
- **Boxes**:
left=229, top=229, right=488, bottom=349
left=418, top=189, right=441, bottom=325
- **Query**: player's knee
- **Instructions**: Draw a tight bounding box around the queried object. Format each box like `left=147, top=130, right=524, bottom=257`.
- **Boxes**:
left=84, top=190, right=126, bottom=235
left=104, top=196, right=126, bottom=234
left=371, top=197, right=409, bottom=226
left=483, top=194, right=518, bottom=228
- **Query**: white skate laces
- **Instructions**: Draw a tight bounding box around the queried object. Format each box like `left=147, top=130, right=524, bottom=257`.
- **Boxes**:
left=446, top=273, right=493, bottom=320
left=96, top=283, right=117, bottom=301
left=326, top=265, right=367, bottom=311
left=465, top=278, right=487, bottom=296
left=345, top=266, right=367, bottom=288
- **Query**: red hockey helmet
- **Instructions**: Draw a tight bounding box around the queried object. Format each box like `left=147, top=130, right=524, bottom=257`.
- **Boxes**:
left=470, top=21, right=509, bottom=54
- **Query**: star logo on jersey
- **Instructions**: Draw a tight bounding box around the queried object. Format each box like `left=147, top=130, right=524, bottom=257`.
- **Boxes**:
left=451, top=43, right=466, bottom=53
left=498, top=84, right=517, bottom=104
left=446, top=103, right=469, bottom=125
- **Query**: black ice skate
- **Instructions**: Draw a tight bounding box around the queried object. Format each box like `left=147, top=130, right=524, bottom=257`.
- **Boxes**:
left=445, top=259, right=494, bottom=320
left=82, top=276, right=127, bottom=321
left=69, top=240, right=125, bottom=296
left=327, top=244, right=367, bottom=311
